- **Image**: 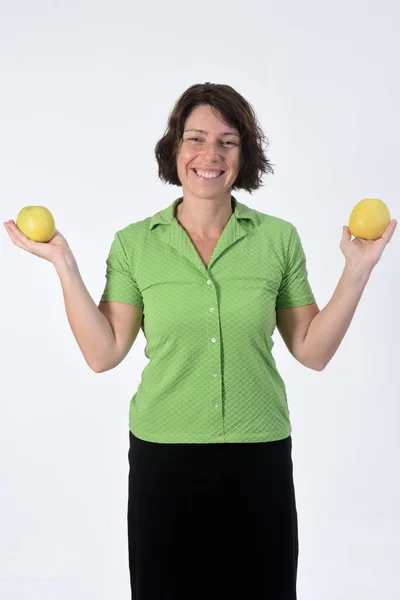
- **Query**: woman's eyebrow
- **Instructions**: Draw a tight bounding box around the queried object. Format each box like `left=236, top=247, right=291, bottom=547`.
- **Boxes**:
left=184, top=128, right=240, bottom=137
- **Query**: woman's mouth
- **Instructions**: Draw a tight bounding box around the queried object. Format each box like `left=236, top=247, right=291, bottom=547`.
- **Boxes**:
left=192, top=168, right=225, bottom=180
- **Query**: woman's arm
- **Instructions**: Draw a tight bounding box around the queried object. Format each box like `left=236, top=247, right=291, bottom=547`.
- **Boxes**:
left=276, top=221, right=397, bottom=371
left=277, top=265, right=369, bottom=371
left=54, top=252, right=120, bottom=371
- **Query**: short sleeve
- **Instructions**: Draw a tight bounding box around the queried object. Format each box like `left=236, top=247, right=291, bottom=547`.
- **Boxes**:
left=276, top=225, right=316, bottom=309
left=99, top=232, right=144, bottom=307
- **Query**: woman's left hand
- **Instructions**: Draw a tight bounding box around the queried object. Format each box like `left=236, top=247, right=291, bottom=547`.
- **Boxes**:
left=340, top=219, right=398, bottom=275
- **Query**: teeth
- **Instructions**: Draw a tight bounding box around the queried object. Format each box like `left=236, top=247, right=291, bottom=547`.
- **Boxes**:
left=194, top=169, right=222, bottom=179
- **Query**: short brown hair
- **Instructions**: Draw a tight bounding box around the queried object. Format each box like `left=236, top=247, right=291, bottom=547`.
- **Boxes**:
left=154, top=82, right=275, bottom=193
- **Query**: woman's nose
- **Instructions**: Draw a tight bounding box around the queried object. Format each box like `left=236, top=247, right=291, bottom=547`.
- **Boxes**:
left=202, top=142, right=220, bottom=160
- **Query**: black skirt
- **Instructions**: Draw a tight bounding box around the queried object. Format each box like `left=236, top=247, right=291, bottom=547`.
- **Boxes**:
left=128, top=431, right=298, bottom=600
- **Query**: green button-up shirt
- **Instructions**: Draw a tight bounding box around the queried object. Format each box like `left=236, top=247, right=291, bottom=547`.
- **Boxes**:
left=100, top=196, right=316, bottom=443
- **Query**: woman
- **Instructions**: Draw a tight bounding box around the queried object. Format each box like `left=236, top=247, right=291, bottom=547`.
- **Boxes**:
left=4, top=82, right=397, bottom=599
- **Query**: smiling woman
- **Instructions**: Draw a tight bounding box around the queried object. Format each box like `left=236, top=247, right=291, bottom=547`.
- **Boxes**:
left=154, top=81, right=274, bottom=193
left=176, top=104, right=241, bottom=196
left=4, top=75, right=396, bottom=600
left=109, top=82, right=314, bottom=600
left=3, top=81, right=311, bottom=600
left=165, top=106, right=242, bottom=265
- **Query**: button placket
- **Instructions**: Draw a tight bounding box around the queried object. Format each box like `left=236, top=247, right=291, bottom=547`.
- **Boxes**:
left=207, top=279, right=218, bottom=373
left=206, top=275, right=223, bottom=439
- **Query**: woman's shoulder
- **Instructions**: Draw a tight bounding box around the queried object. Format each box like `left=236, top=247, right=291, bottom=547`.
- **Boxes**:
left=240, top=201, right=297, bottom=238
left=113, top=213, right=153, bottom=242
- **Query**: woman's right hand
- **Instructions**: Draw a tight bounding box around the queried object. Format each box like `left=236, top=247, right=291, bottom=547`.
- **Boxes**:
left=3, top=220, right=72, bottom=264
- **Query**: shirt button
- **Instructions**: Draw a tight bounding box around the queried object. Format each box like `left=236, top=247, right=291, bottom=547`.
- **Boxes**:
left=215, top=432, right=221, bottom=437
left=209, top=307, right=214, bottom=312
left=206, top=279, right=212, bottom=285
left=211, top=337, right=216, bottom=343
left=211, top=372, right=217, bottom=377
left=213, top=402, right=218, bottom=407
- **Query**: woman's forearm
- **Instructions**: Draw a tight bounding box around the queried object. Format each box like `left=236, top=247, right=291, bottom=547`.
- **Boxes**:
left=302, top=262, right=371, bottom=370
left=53, top=251, right=117, bottom=372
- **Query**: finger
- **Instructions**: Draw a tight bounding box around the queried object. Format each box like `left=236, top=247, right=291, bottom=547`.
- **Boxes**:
left=4, top=224, right=19, bottom=246
left=342, top=225, right=352, bottom=242
left=381, top=219, right=397, bottom=245
left=8, top=221, right=30, bottom=242
left=5, top=222, right=32, bottom=251
left=5, top=225, right=25, bottom=249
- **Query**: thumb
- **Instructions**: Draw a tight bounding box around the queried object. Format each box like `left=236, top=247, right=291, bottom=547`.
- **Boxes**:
left=342, top=225, right=352, bottom=242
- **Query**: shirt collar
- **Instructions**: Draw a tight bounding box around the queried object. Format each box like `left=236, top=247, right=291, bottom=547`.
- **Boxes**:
left=149, top=195, right=255, bottom=231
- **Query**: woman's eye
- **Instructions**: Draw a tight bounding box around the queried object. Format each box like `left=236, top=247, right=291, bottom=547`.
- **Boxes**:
left=188, top=138, right=235, bottom=146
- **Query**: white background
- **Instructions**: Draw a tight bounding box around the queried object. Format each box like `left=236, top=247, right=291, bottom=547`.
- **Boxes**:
left=1, top=1, right=399, bottom=598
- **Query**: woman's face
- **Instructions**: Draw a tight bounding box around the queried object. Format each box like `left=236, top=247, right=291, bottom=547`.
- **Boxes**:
left=176, top=104, right=241, bottom=200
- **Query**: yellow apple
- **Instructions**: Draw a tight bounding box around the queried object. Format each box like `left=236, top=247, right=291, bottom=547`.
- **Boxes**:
left=16, top=206, right=56, bottom=242
left=348, top=198, right=391, bottom=240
